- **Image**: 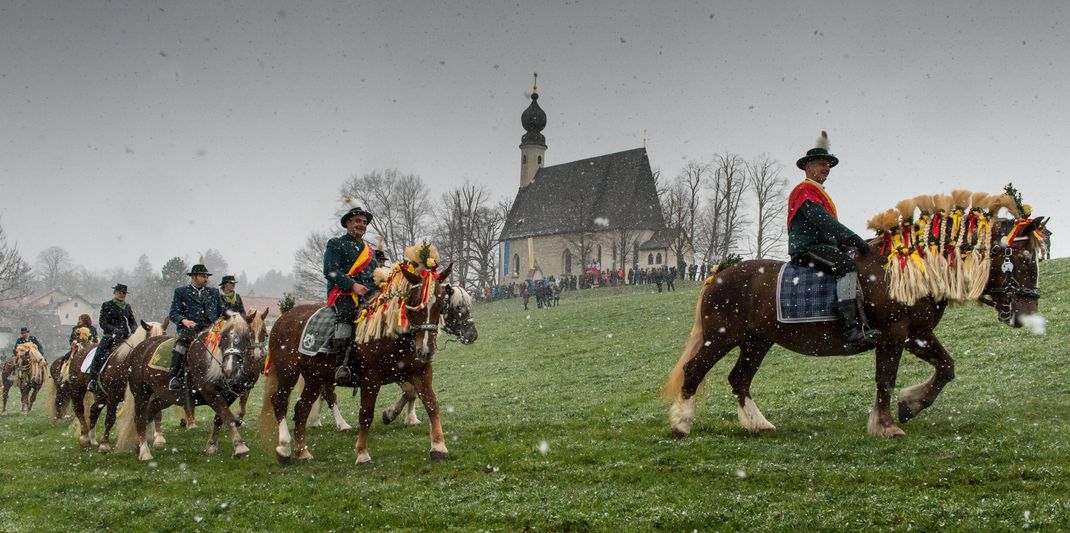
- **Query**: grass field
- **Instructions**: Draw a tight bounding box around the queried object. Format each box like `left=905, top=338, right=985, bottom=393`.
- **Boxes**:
left=2, top=260, right=1069, bottom=531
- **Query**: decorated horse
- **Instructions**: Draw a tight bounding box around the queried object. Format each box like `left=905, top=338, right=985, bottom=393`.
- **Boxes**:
left=2, top=342, right=48, bottom=415
left=47, top=326, right=97, bottom=420
left=63, top=320, right=166, bottom=451
left=116, top=311, right=266, bottom=460
left=310, top=280, right=479, bottom=430
left=665, top=187, right=1049, bottom=438
left=259, top=242, right=478, bottom=464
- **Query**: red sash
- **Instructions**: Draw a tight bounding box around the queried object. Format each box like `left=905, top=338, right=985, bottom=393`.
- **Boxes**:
left=787, top=179, right=838, bottom=227
left=326, top=242, right=374, bottom=307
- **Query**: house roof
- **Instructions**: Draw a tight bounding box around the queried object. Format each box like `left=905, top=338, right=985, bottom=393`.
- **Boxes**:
left=639, top=228, right=679, bottom=250
left=499, top=148, right=665, bottom=241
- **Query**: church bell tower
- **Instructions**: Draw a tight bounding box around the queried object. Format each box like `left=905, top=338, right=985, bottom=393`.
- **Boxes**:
left=519, top=73, right=547, bottom=188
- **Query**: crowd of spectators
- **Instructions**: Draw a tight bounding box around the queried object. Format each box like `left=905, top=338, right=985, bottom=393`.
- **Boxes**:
left=477, top=261, right=717, bottom=304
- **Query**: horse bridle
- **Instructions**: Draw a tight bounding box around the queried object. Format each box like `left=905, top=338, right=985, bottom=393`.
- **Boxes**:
left=982, top=246, right=1040, bottom=322
left=404, top=281, right=442, bottom=333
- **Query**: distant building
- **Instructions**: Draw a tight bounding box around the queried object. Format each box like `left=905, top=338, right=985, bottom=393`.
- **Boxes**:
left=24, top=289, right=96, bottom=327
left=241, top=296, right=319, bottom=330
left=498, top=80, right=693, bottom=281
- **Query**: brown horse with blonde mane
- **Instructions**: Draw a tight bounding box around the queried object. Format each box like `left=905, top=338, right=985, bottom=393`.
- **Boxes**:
left=47, top=326, right=97, bottom=420
left=116, top=312, right=266, bottom=460
left=260, top=255, right=474, bottom=464
left=65, top=320, right=166, bottom=451
left=665, top=190, right=1049, bottom=438
left=3, top=343, right=47, bottom=415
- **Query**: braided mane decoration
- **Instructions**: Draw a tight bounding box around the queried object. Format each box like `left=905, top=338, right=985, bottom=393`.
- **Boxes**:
left=867, top=185, right=1048, bottom=305
left=355, top=242, right=442, bottom=344
left=14, top=343, right=47, bottom=386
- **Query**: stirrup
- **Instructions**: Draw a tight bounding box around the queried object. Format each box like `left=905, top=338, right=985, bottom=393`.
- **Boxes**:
left=168, top=376, right=185, bottom=391
left=334, top=365, right=353, bottom=384
left=87, top=379, right=99, bottom=392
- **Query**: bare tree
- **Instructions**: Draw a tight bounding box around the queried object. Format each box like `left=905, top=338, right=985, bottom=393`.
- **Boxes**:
left=707, top=152, right=750, bottom=259
left=747, top=154, right=788, bottom=259
left=433, top=183, right=492, bottom=287
left=292, top=229, right=330, bottom=300
left=469, top=205, right=505, bottom=290
left=678, top=161, right=706, bottom=249
left=35, top=246, right=72, bottom=289
left=339, top=169, right=430, bottom=263
left=0, top=224, right=32, bottom=304
left=395, top=173, right=432, bottom=249
left=202, top=249, right=229, bottom=277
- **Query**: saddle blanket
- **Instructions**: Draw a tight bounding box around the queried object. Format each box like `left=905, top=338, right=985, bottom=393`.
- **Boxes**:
left=298, top=306, right=336, bottom=356
left=148, top=338, right=178, bottom=371
left=78, top=347, right=99, bottom=373
left=777, top=263, right=837, bottom=323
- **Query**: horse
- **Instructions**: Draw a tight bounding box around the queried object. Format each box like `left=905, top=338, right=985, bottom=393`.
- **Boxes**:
left=177, top=309, right=269, bottom=430
left=47, top=327, right=96, bottom=420
left=1, top=357, right=16, bottom=415
left=665, top=196, right=1048, bottom=439
left=260, top=263, right=476, bottom=464
left=4, top=343, right=47, bottom=415
left=308, top=283, right=478, bottom=430
left=116, top=312, right=265, bottom=460
left=65, top=321, right=166, bottom=452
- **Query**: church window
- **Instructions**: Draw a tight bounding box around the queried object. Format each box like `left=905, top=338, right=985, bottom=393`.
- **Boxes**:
left=656, top=253, right=662, bottom=264
left=522, top=154, right=527, bottom=165
left=512, top=254, right=521, bottom=277
left=597, top=245, right=602, bottom=266
left=647, top=253, right=654, bottom=265
left=537, top=155, right=542, bottom=165
left=611, top=242, right=617, bottom=268
left=563, top=249, right=572, bottom=274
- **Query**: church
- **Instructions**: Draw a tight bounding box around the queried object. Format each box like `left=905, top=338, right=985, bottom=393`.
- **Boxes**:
left=498, top=80, right=692, bottom=281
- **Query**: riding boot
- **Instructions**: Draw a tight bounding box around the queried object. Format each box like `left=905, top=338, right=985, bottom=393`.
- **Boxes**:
left=168, top=345, right=188, bottom=391
left=86, top=346, right=106, bottom=392
left=836, top=299, right=881, bottom=346
left=334, top=340, right=356, bottom=385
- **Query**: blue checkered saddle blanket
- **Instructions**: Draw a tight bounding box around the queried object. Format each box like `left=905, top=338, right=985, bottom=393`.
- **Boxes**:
left=776, top=263, right=837, bottom=323
left=298, top=306, right=336, bottom=356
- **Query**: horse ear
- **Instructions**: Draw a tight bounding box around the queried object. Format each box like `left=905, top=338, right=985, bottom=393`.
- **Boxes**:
left=161, top=318, right=170, bottom=332
left=401, top=268, right=422, bottom=285
left=446, top=285, right=454, bottom=296
left=263, top=307, right=270, bottom=319
left=439, top=262, right=453, bottom=280
left=140, top=320, right=151, bottom=331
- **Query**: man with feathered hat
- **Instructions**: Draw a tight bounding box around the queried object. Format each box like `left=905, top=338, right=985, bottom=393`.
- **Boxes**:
left=324, top=206, right=379, bottom=384
left=787, top=131, right=880, bottom=345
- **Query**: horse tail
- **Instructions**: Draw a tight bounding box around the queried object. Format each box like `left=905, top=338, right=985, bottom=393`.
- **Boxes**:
left=47, top=372, right=67, bottom=420
left=115, top=386, right=138, bottom=452
left=257, top=367, right=282, bottom=448
left=661, top=290, right=706, bottom=403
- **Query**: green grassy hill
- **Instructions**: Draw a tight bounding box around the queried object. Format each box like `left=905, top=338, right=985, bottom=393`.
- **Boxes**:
left=2, top=260, right=1068, bottom=531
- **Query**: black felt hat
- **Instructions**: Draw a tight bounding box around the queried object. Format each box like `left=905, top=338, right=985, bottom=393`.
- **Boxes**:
left=112, top=283, right=128, bottom=293
left=340, top=206, right=374, bottom=228
left=796, top=131, right=839, bottom=170
left=187, top=264, right=212, bottom=276
left=219, top=275, right=237, bottom=287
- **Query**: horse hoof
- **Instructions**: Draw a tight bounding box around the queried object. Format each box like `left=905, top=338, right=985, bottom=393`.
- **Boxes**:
left=296, top=449, right=314, bottom=462
left=153, top=437, right=167, bottom=449
left=178, top=419, right=187, bottom=428
left=671, top=428, right=690, bottom=440
left=404, top=417, right=422, bottom=426
left=429, top=450, right=448, bottom=462
left=382, top=411, right=395, bottom=425
left=233, top=446, right=250, bottom=459
left=235, top=419, right=244, bottom=427
left=356, top=457, right=373, bottom=465
left=79, top=436, right=93, bottom=448
left=308, top=420, right=322, bottom=428
left=897, top=401, right=915, bottom=424
left=206, top=444, right=219, bottom=455
left=186, top=422, right=198, bottom=430
left=338, top=423, right=352, bottom=432
left=276, top=451, right=292, bottom=465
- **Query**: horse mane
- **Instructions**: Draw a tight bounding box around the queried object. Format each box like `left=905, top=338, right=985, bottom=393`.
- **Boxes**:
left=14, top=344, right=46, bottom=386
left=868, top=188, right=1044, bottom=305
left=110, top=321, right=165, bottom=364
left=447, top=285, right=473, bottom=309
left=355, top=264, right=439, bottom=344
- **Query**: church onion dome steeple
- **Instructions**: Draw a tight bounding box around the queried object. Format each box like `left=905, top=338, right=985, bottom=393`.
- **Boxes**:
left=520, top=77, right=547, bottom=148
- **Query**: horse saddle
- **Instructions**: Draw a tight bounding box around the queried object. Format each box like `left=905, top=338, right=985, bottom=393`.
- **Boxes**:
left=148, top=338, right=178, bottom=372
left=298, top=306, right=336, bottom=356
left=78, top=347, right=99, bottom=373
left=776, top=263, right=838, bottom=323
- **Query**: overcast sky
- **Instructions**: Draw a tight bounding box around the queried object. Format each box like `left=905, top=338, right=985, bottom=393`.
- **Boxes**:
left=2, top=0, right=1067, bottom=281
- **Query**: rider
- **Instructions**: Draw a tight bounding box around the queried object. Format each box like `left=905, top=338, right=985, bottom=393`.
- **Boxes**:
left=324, top=206, right=378, bottom=385
left=68, top=314, right=99, bottom=348
left=87, top=284, right=137, bottom=392
left=787, top=131, right=880, bottom=346
left=167, top=264, right=226, bottom=390
left=219, top=275, right=246, bottom=316
left=11, top=327, right=44, bottom=357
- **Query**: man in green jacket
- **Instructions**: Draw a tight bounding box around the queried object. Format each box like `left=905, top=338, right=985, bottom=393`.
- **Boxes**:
left=324, top=206, right=378, bottom=384
left=787, top=131, right=880, bottom=345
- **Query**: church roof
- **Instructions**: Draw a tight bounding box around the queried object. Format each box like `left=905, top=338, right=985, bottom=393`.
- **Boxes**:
left=639, top=228, right=679, bottom=250
left=500, top=148, right=665, bottom=241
